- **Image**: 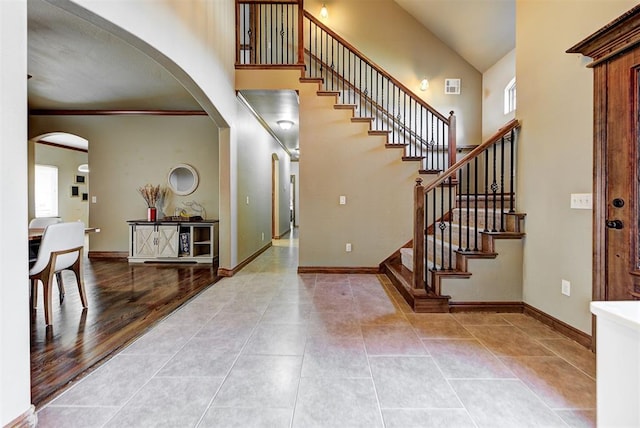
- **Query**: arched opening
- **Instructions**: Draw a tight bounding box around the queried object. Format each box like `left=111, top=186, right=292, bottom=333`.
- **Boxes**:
left=31, top=132, right=89, bottom=227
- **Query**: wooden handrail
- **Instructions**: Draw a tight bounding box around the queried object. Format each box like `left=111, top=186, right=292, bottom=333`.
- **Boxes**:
left=304, top=11, right=449, bottom=124
left=423, top=119, right=520, bottom=194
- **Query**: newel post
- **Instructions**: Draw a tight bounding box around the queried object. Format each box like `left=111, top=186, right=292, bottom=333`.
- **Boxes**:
left=448, top=111, right=457, bottom=169
left=298, top=0, right=305, bottom=65
left=413, top=178, right=425, bottom=291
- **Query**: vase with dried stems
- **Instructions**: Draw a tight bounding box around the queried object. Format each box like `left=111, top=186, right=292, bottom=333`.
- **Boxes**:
left=138, top=184, right=166, bottom=221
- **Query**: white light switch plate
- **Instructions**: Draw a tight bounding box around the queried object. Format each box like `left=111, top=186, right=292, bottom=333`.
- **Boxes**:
left=570, top=193, right=592, bottom=209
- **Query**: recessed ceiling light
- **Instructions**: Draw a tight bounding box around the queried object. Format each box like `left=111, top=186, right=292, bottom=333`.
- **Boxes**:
left=277, top=120, right=294, bottom=130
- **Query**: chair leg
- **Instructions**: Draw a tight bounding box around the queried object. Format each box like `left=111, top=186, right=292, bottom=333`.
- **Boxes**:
left=55, top=271, right=65, bottom=304
left=30, top=279, right=38, bottom=309
left=43, top=270, right=55, bottom=326
left=71, top=253, right=87, bottom=308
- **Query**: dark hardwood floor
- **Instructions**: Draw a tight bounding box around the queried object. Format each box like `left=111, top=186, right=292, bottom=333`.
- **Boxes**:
left=30, top=257, right=220, bottom=408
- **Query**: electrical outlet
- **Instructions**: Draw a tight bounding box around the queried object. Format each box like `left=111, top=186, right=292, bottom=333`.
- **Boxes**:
left=339, top=195, right=346, bottom=205
left=91, top=196, right=97, bottom=203
left=561, top=279, right=571, bottom=296
left=345, top=243, right=352, bottom=252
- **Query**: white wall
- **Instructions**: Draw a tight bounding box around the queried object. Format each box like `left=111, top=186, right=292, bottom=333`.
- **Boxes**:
left=516, top=0, right=637, bottom=334
left=482, top=49, right=515, bottom=141
left=1, top=0, right=33, bottom=425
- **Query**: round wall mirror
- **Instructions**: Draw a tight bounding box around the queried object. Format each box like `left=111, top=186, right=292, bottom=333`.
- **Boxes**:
left=167, top=164, right=199, bottom=196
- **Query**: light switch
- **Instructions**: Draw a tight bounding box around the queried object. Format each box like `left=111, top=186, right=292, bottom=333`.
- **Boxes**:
left=339, top=195, right=346, bottom=205
left=570, top=193, right=592, bottom=209
left=91, top=196, right=97, bottom=203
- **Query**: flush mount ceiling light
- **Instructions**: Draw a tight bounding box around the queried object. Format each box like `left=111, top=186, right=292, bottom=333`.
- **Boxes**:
left=78, top=164, right=89, bottom=173
left=320, top=3, right=328, bottom=19
left=277, top=120, right=295, bottom=130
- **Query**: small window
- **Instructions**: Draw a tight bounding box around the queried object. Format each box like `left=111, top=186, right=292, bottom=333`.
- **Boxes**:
left=35, top=164, right=58, bottom=217
left=504, top=77, right=516, bottom=114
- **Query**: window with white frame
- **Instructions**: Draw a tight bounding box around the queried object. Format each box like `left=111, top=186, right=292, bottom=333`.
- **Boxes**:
left=35, top=164, right=58, bottom=217
left=504, top=77, right=516, bottom=114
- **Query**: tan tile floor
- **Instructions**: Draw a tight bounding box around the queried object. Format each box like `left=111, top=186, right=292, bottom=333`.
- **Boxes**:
left=38, top=231, right=596, bottom=427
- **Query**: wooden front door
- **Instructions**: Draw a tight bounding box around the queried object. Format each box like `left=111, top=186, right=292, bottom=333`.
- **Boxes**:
left=599, top=51, right=640, bottom=300
left=568, top=6, right=640, bottom=303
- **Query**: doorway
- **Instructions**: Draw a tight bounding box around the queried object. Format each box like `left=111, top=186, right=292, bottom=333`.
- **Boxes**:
left=272, top=154, right=280, bottom=239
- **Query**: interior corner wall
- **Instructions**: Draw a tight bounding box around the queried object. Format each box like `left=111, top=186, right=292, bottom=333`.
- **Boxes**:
left=482, top=49, right=515, bottom=141
left=516, top=0, right=637, bottom=334
left=1, top=1, right=32, bottom=425
left=28, top=115, right=220, bottom=253
left=34, top=144, right=89, bottom=224
left=235, top=98, right=291, bottom=264
left=304, top=0, right=482, bottom=146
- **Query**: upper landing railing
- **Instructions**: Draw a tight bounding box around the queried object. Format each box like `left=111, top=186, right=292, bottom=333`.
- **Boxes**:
left=236, top=0, right=456, bottom=172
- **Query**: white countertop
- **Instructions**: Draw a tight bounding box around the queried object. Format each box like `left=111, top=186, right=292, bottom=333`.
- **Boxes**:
left=591, top=301, right=640, bottom=332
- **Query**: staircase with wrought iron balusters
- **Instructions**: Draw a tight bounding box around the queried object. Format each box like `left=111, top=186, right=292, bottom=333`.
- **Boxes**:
left=382, top=120, right=526, bottom=312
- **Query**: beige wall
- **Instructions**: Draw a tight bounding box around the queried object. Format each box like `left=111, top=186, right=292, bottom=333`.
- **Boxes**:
left=305, top=0, right=482, bottom=146
left=299, top=81, right=418, bottom=268
left=516, top=0, right=637, bottom=334
left=29, top=115, right=219, bottom=253
left=33, top=144, right=89, bottom=224
left=235, top=97, right=291, bottom=262
left=482, top=49, right=515, bottom=141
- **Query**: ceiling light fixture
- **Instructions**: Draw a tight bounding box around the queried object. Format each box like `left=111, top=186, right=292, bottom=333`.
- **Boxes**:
left=420, top=77, right=429, bottom=91
left=320, top=3, right=328, bottom=19
left=277, top=119, right=294, bottom=130
left=78, top=163, right=89, bottom=173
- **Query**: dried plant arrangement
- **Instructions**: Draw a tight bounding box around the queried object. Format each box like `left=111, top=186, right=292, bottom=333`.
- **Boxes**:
left=138, top=184, right=167, bottom=208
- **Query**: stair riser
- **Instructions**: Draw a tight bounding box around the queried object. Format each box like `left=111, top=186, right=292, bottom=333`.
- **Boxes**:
left=452, top=209, right=517, bottom=232
left=445, top=225, right=483, bottom=250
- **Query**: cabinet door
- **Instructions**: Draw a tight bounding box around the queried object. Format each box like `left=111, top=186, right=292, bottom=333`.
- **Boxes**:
left=134, top=225, right=156, bottom=257
left=157, top=225, right=179, bottom=257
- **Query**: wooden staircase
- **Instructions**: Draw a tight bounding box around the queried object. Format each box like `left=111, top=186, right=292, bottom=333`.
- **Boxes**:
left=382, top=120, right=525, bottom=312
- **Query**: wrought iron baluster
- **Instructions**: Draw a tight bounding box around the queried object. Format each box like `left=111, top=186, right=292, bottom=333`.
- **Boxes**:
left=484, top=149, right=489, bottom=232
left=491, top=144, right=497, bottom=232
left=448, top=182, right=453, bottom=269
left=458, top=174, right=462, bottom=251
left=465, top=163, right=470, bottom=251
left=500, top=135, right=505, bottom=232
left=473, top=157, right=479, bottom=251
left=509, top=129, right=515, bottom=213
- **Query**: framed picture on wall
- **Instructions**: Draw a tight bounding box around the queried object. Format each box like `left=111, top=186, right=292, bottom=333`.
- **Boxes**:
left=75, top=175, right=86, bottom=184
left=71, top=186, right=79, bottom=197
left=82, top=193, right=88, bottom=201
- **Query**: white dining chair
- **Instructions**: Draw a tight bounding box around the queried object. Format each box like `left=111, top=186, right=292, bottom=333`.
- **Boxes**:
left=29, top=221, right=88, bottom=326
left=29, top=216, right=62, bottom=228
left=29, top=216, right=65, bottom=304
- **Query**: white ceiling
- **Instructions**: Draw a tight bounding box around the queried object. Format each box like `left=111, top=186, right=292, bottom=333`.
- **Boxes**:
left=394, top=0, right=515, bottom=72
left=27, top=0, right=199, bottom=111
left=27, top=0, right=514, bottom=155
